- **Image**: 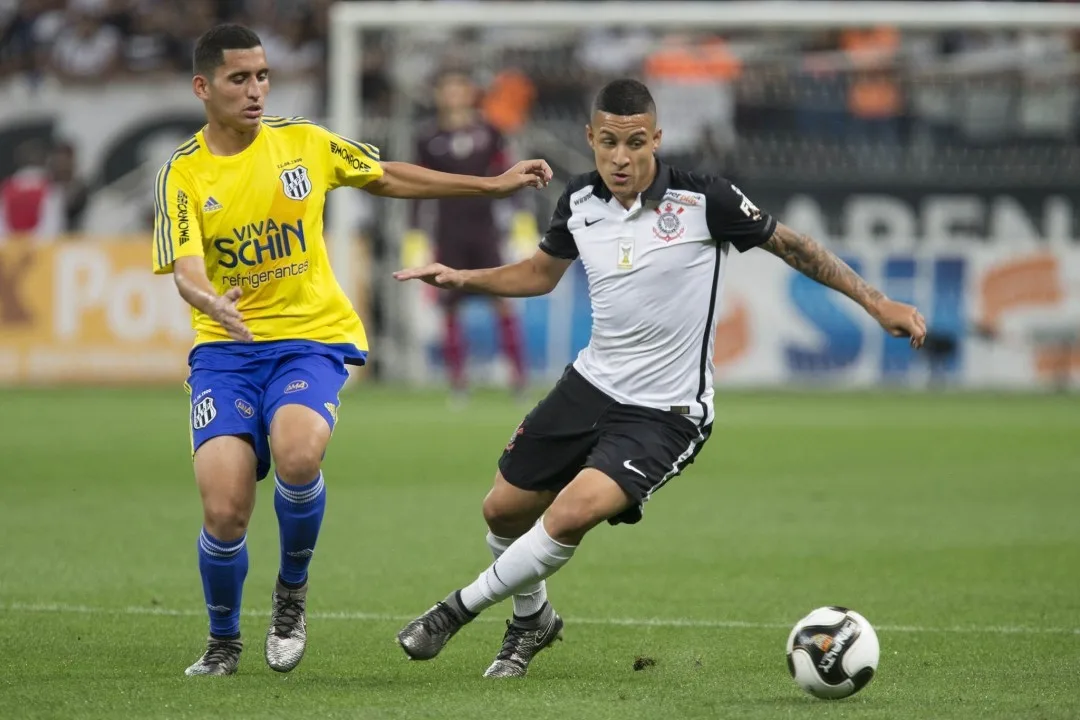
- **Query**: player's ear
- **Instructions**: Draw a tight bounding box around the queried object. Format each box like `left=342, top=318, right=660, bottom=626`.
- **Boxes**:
left=652, top=127, right=662, bottom=153
left=585, top=124, right=594, bottom=149
left=192, top=74, right=210, bottom=102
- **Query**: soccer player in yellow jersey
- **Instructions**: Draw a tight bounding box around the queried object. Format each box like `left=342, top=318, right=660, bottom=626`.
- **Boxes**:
left=153, top=24, right=552, bottom=677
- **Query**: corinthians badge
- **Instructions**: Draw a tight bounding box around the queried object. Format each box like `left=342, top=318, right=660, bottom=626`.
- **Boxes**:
left=653, top=202, right=685, bottom=242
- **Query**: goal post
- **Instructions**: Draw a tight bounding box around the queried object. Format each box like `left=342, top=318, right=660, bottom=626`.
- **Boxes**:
left=326, top=1, right=1080, bottom=388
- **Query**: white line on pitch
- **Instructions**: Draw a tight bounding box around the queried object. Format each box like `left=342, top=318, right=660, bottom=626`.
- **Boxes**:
left=2, top=602, right=1077, bottom=636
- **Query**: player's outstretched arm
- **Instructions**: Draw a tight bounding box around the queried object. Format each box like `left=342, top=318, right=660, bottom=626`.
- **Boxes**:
left=760, top=223, right=927, bottom=348
left=393, top=248, right=571, bottom=298
left=365, top=160, right=553, bottom=199
left=173, top=256, right=253, bottom=342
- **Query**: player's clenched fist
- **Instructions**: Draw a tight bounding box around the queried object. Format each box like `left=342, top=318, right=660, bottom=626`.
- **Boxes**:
left=869, top=298, right=927, bottom=349
left=209, top=287, right=254, bottom=342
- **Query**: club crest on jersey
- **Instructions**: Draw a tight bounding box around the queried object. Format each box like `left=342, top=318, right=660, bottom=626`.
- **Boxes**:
left=280, top=165, right=312, bottom=201
left=653, top=203, right=685, bottom=242
left=192, top=396, right=217, bottom=430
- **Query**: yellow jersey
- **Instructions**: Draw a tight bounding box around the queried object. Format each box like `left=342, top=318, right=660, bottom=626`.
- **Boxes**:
left=152, top=116, right=383, bottom=362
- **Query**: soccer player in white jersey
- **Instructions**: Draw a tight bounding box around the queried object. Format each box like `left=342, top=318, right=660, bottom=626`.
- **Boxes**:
left=392, top=79, right=927, bottom=678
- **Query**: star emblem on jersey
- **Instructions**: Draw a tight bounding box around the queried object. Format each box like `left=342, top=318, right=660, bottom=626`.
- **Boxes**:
left=280, top=166, right=312, bottom=201
left=653, top=203, right=686, bottom=242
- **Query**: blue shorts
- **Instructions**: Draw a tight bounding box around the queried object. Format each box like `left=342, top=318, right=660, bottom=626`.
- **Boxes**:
left=185, top=340, right=364, bottom=481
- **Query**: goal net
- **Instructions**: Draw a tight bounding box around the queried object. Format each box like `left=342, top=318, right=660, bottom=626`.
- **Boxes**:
left=327, top=1, right=1080, bottom=390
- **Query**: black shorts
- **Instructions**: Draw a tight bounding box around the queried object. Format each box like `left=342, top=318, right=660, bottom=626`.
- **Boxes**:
left=498, top=366, right=712, bottom=525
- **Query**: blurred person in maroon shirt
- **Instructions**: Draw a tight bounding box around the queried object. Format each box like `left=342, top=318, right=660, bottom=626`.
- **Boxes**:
left=0, top=140, right=63, bottom=241
left=409, top=69, right=528, bottom=402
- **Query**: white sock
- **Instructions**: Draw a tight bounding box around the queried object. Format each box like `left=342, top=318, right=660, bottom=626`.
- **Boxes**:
left=487, top=531, right=549, bottom=618
left=460, top=521, right=575, bottom=613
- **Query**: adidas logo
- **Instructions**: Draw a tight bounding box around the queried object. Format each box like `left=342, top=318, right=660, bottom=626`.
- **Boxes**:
left=203, top=196, right=223, bottom=213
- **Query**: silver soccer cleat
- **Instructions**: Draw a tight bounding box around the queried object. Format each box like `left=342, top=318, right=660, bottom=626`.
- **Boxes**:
left=265, top=582, right=308, bottom=672
left=397, top=594, right=472, bottom=660
left=185, top=636, right=243, bottom=676
left=483, top=608, right=563, bottom=678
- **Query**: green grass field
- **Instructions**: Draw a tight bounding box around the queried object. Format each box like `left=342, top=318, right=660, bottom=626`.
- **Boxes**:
left=1, top=387, right=1078, bottom=719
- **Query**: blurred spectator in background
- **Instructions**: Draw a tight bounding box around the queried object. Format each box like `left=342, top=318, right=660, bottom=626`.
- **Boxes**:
left=47, top=140, right=89, bottom=233
left=408, top=68, right=529, bottom=404
left=49, top=0, right=122, bottom=84
left=843, top=26, right=903, bottom=149
left=0, top=140, right=62, bottom=242
left=121, top=1, right=183, bottom=76
left=259, top=5, right=324, bottom=80
left=644, top=32, right=740, bottom=171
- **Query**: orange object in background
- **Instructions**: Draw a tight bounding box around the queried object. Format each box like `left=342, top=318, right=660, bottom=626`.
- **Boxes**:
left=643, top=36, right=742, bottom=82
left=482, top=69, right=537, bottom=135
left=842, top=27, right=902, bottom=119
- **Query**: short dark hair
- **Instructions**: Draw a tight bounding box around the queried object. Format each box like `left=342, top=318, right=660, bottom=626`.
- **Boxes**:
left=193, top=24, right=263, bottom=77
left=592, top=79, right=656, bottom=118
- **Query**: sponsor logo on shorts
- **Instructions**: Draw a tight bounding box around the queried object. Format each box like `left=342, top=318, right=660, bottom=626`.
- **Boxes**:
left=324, top=402, right=338, bottom=423
left=192, top=396, right=217, bottom=430
left=505, top=422, right=524, bottom=452
left=284, top=380, right=308, bottom=394
left=234, top=399, right=254, bottom=418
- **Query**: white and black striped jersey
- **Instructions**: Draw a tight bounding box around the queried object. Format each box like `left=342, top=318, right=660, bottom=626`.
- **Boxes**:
left=540, top=161, right=776, bottom=426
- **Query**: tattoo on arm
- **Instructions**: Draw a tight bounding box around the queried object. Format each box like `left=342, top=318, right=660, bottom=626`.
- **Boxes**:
left=760, top=224, right=885, bottom=309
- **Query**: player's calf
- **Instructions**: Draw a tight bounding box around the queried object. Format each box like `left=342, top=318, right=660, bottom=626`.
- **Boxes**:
left=266, top=403, right=333, bottom=672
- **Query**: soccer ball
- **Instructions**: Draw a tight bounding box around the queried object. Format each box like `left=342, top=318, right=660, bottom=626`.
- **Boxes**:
left=786, top=606, right=879, bottom=699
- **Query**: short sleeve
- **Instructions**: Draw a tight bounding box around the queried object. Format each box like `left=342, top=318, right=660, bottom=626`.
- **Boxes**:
left=704, top=179, right=777, bottom=253
left=323, top=128, right=384, bottom=190
left=152, top=164, right=202, bottom=274
left=538, top=185, right=578, bottom=260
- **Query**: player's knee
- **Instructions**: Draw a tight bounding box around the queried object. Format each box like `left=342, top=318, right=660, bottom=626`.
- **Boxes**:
left=273, top=442, right=323, bottom=485
left=482, top=492, right=530, bottom=537
left=203, top=501, right=252, bottom=541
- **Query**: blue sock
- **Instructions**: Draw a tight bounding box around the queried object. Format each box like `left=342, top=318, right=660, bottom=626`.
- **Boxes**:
left=197, top=528, right=248, bottom=639
left=274, top=472, right=326, bottom=586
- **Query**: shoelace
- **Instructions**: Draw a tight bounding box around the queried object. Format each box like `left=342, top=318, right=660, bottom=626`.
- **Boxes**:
left=494, top=620, right=530, bottom=663
left=420, top=603, right=460, bottom=636
left=272, top=596, right=304, bottom=637
left=205, top=640, right=241, bottom=667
